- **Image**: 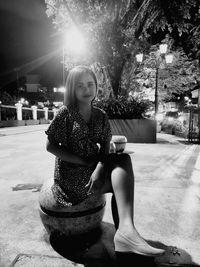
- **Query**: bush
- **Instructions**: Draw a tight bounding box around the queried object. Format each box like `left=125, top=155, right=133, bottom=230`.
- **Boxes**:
left=1, top=107, right=16, bottom=120
left=94, top=96, right=151, bottom=119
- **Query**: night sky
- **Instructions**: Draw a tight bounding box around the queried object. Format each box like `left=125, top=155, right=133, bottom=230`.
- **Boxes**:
left=0, top=0, right=63, bottom=88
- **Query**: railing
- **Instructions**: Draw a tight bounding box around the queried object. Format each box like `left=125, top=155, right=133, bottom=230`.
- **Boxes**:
left=0, top=104, right=57, bottom=122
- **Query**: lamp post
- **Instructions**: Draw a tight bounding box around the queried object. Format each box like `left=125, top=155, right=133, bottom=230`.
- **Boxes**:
left=62, top=46, right=65, bottom=87
left=136, top=44, right=173, bottom=117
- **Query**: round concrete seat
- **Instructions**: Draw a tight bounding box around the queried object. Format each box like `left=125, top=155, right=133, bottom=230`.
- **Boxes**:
left=39, top=179, right=106, bottom=236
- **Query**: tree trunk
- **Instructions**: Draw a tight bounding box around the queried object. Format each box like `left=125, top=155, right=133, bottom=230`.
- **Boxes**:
left=106, top=62, right=125, bottom=98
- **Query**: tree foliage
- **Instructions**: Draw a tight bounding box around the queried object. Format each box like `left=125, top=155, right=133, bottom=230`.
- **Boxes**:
left=44, top=0, right=200, bottom=98
left=44, top=0, right=153, bottom=97
left=127, top=39, right=200, bottom=103
left=140, top=0, right=200, bottom=62
left=0, top=91, right=15, bottom=105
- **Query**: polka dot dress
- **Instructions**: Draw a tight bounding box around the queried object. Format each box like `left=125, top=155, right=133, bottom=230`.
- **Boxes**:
left=45, top=105, right=112, bottom=206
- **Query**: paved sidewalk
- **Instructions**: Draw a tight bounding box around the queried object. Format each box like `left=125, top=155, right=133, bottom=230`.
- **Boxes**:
left=0, top=125, right=200, bottom=266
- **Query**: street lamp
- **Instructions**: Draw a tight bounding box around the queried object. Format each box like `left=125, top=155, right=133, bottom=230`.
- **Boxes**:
left=136, top=44, right=173, bottom=117
left=62, top=26, right=86, bottom=86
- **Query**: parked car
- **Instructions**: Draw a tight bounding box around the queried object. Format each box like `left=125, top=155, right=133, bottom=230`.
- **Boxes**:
left=163, top=111, right=179, bottom=122
left=161, top=111, right=179, bottom=134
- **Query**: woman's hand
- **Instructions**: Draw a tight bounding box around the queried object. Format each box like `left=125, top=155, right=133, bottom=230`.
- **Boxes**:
left=85, top=162, right=104, bottom=195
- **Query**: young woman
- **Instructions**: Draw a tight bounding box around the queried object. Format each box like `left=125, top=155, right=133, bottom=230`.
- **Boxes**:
left=45, top=65, right=165, bottom=257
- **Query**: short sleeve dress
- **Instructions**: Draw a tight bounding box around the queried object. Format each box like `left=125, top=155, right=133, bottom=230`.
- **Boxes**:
left=45, top=105, right=112, bottom=206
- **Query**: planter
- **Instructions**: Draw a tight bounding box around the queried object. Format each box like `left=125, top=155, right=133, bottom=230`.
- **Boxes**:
left=109, top=119, right=156, bottom=143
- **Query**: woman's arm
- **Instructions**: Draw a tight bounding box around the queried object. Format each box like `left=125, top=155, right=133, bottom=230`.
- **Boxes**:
left=46, top=136, right=96, bottom=167
left=85, top=139, right=111, bottom=194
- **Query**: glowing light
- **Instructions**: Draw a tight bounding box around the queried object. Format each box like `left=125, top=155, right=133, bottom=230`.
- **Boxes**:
left=165, top=54, right=173, bottom=64
left=63, top=27, right=86, bottom=54
left=53, top=87, right=65, bottom=93
left=18, top=98, right=29, bottom=106
left=58, top=87, right=66, bottom=93
left=19, top=98, right=25, bottom=104
left=136, top=53, right=143, bottom=63
left=159, top=44, right=168, bottom=54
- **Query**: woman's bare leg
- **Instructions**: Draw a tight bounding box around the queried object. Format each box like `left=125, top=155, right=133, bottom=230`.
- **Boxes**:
left=100, top=153, right=135, bottom=230
left=100, top=153, right=165, bottom=256
left=110, top=154, right=135, bottom=231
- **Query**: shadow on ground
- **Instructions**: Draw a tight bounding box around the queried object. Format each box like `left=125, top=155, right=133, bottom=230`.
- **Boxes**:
left=50, top=222, right=115, bottom=267
left=48, top=222, right=199, bottom=267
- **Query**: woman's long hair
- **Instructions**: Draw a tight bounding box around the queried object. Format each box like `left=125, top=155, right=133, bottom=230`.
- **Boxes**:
left=64, top=65, right=98, bottom=107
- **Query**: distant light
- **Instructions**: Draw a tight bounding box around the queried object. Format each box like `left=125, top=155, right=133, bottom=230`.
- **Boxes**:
left=159, top=44, right=168, bottom=54
left=54, top=87, right=65, bottom=93
left=165, top=54, right=173, bottom=64
left=53, top=102, right=63, bottom=107
left=136, top=53, right=143, bottom=63
left=18, top=98, right=25, bottom=104
left=58, top=87, right=65, bottom=93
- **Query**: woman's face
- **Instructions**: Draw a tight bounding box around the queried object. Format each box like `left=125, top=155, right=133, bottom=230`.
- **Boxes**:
left=75, top=72, right=96, bottom=105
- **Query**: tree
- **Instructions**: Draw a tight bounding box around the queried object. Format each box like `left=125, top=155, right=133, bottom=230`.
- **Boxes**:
left=127, top=41, right=200, bottom=103
left=44, top=0, right=154, bottom=98
left=139, top=0, right=200, bottom=63
left=120, top=0, right=200, bottom=101
left=44, top=0, right=200, bottom=98
left=0, top=91, right=15, bottom=105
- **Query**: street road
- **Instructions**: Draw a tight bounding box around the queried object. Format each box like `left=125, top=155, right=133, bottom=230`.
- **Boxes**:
left=0, top=125, right=200, bottom=266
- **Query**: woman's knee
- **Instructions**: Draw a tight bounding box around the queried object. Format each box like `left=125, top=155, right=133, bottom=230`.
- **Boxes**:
left=117, top=153, right=132, bottom=165
left=119, top=153, right=131, bottom=161
left=109, top=153, right=132, bottom=168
